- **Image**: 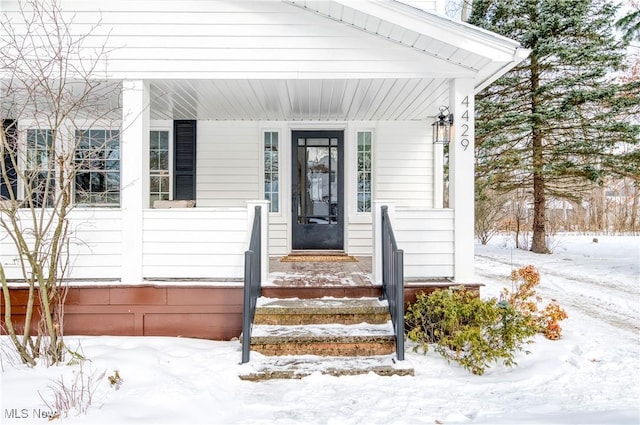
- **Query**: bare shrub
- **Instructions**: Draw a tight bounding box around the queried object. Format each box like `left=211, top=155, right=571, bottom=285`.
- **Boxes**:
left=39, top=361, right=107, bottom=417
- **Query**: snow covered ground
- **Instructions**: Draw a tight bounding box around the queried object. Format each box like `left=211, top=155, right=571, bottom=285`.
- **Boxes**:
left=1, top=234, right=638, bottom=424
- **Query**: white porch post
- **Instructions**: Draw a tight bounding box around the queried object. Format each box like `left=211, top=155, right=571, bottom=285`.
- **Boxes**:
left=247, top=200, right=270, bottom=282
left=449, top=78, right=475, bottom=282
left=372, top=200, right=395, bottom=285
left=121, top=80, right=149, bottom=283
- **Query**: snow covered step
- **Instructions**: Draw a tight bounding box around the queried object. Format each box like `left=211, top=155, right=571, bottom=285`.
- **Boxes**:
left=238, top=354, right=414, bottom=381
left=250, top=322, right=396, bottom=357
left=254, top=296, right=390, bottom=326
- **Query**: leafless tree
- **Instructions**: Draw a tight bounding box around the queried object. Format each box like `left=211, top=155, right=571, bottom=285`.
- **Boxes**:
left=1, top=0, right=120, bottom=366
left=475, top=188, right=507, bottom=245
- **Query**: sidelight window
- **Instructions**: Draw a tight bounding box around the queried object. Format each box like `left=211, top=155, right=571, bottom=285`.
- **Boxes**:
left=357, top=131, right=372, bottom=212
left=264, top=131, right=279, bottom=212
left=150, top=130, right=170, bottom=203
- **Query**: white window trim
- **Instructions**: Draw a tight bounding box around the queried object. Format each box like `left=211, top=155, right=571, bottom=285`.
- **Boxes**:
left=73, top=127, right=122, bottom=207
left=149, top=122, right=173, bottom=205
left=348, top=126, right=375, bottom=222
left=16, top=119, right=125, bottom=209
left=260, top=127, right=282, bottom=216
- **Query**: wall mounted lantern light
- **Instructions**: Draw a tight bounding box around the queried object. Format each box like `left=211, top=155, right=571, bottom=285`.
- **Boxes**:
left=432, top=106, right=454, bottom=144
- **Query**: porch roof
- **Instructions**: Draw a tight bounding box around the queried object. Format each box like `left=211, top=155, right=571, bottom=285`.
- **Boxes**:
left=147, top=1, right=528, bottom=122
left=2, top=0, right=529, bottom=123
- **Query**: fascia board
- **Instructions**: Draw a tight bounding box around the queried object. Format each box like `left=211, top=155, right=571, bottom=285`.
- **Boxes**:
left=474, top=47, right=531, bottom=93
left=331, top=0, right=527, bottom=63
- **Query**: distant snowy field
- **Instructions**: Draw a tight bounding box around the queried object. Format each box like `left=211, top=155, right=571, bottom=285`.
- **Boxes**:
left=1, top=234, right=639, bottom=424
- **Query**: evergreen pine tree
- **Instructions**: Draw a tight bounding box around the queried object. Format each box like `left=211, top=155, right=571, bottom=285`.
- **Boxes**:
left=616, top=2, right=639, bottom=42
left=469, top=0, right=640, bottom=253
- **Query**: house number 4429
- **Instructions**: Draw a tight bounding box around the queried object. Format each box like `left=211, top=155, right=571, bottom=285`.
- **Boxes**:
left=460, top=96, right=470, bottom=151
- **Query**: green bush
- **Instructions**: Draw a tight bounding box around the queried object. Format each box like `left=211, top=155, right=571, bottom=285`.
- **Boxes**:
left=405, top=288, right=537, bottom=375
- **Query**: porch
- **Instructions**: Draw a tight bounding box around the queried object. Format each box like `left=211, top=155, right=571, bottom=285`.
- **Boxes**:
left=2, top=253, right=480, bottom=341
left=266, top=254, right=480, bottom=301
left=1, top=0, right=523, bottom=346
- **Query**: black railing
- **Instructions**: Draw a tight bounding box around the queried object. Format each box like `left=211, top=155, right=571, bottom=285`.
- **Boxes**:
left=381, top=205, right=405, bottom=361
left=241, top=205, right=262, bottom=364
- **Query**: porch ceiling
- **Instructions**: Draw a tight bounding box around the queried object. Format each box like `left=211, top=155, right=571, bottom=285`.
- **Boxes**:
left=149, top=78, right=449, bottom=121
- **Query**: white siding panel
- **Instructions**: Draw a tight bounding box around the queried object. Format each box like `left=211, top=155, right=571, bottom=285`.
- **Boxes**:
left=143, top=265, right=241, bottom=278
left=0, top=209, right=123, bottom=281
left=56, top=209, right=123, bottom=280
left=375, top=122, right=432, bottom=209
left=347, top=223, right=372, bottom=255
left=196, top=121, right=260, bottom=208
left=405, top=264, right=453, bottom=277
left=399, top=1, right=439, bottom=12
left=394, top=208, right=454, bottom=279
left=268, top=221, right=288, bottom=256
left=142, top=208, right=248, bottom=279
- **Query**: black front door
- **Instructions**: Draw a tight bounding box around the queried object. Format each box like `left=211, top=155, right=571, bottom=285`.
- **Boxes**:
left=292, top=130, right=344, bottom=250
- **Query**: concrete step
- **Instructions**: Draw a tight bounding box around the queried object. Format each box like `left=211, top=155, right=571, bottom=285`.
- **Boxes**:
left=250, top=322, right=396, bottom=357
left=239, top=354, right=414, bottom=381
left=255, top=297, right=390, bottom=325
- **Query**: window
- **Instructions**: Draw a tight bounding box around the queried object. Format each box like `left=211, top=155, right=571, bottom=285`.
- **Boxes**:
left=264, top=131, right=279, bottom=212
left=1, top=120, right=18, bottom=201
left=357, top=131, right=372, bottom=212
left=26, top=129, right=55, bottom=207
left=74, top=129, right=120, bottom=205
left=150, top=130, right=170, bottom=204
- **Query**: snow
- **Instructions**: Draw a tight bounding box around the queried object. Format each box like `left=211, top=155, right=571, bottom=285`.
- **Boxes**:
left=1, top=234, right=639, bottom=424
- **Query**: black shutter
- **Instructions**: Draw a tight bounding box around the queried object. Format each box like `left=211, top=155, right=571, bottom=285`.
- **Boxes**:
left=173, top=120, right=196, bottom=200
left=1, top=119, right=18, bottom=200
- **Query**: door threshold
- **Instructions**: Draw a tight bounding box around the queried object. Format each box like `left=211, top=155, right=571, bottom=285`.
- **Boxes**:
left=289, top=250, right=347, bottom=256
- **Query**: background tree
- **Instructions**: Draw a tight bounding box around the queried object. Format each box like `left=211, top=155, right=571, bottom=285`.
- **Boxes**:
left=1, top=0, right=118, bottom=365
left=469, top=0, right=640, bottom=253
left=446, top=0, right=473, bottom=20
left=474, top=185, right=508, bottom=244
left=617, top=0, right=640, bottom=42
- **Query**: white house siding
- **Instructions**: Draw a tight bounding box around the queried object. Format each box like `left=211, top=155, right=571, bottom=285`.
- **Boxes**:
left=67, top=210, right=124, bottom=279
left=0, top=210, right=123, bottom=281
left=400, top=1, right=441, bottom=14
left=268, top=222, right=288, bottom=257
left=394, top=208, right=454, bottom=278
left=1, top=0, right=459, bottom=81
left=142, top=208, right=247, bottom=279
left=346, top=221, right=372, bottom=256
left=196, top=121, right=261, bottom=208
left=375, top=121, right=432, bottom=209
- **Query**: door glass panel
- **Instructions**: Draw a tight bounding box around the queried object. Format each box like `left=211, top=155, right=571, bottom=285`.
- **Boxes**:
left=330, top=146, right=338, bottom=223
left=307, top=146, right=329, bottom=224
left=308, top=138, right=329, bottom=146
left=296, top=141, right=339, bottom=226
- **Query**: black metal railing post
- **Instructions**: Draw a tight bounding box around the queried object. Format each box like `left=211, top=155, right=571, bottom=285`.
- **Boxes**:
left=380, top=205, right=405, bottom=361
left=241, top=205, right=262, bottom=364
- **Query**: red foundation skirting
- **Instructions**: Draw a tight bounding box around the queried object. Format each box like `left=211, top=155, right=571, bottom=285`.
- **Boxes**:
left=1, top=286, right=244, bottom=340
left=1, top=283, right=481, bottom=340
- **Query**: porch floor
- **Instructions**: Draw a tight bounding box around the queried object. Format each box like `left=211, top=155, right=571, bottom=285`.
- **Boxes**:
left=264, top=255, right=482, bottom=302
left=267, top=256, right=374, bottom=287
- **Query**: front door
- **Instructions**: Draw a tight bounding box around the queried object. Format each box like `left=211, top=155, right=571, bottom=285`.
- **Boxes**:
left=292, top=130, right=344, bottom=250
